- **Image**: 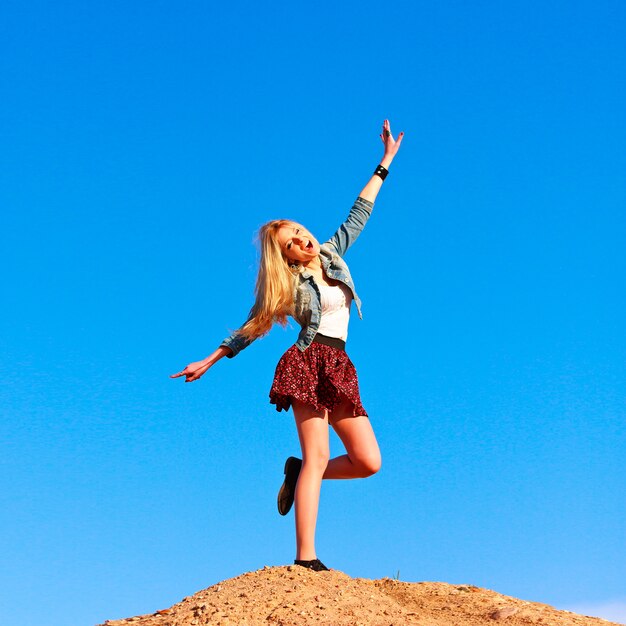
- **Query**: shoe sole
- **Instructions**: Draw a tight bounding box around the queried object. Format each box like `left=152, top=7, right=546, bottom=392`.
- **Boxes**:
left=277, top=457, right=300, bottom=516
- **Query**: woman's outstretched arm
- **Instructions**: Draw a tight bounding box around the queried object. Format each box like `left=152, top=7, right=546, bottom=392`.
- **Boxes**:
left=171, top=308, right=260, bottom=382
left=358, top=119, right=404, bottom=203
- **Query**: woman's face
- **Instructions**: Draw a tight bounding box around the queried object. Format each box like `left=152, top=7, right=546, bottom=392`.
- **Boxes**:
left=276, top=223, right=320, bottom=264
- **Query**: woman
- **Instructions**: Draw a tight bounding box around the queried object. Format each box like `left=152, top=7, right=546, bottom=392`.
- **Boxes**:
left=171, top=119, right=404, bottom=572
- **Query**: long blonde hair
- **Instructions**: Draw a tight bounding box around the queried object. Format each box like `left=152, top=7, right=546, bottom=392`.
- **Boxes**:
left=237, top=219, right=303, bottom=341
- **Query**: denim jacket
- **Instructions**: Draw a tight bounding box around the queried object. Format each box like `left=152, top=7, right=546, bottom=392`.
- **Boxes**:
left=220, top=196, right=374, bottom=358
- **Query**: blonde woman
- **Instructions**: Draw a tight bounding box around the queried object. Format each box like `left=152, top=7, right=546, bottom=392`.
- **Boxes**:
left=171, top=119, right=404, bottom=571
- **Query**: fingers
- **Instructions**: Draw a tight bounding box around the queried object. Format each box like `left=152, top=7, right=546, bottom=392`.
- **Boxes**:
left=171, top=366, right=192, bottom=380
left=173, top=361, right=211, bottom=382
left=380, top=119, right=405, bottom=152
left=381, top=119, right=393, bottom=142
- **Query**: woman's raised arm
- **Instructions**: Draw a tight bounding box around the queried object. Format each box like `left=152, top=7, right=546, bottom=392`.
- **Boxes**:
left=324, top=120, right=405, bottom=257
left=358, top=119, right=404, bottom=203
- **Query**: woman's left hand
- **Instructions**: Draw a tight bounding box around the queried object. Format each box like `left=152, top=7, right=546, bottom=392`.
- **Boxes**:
left=380, top=119, right=404, bottom=159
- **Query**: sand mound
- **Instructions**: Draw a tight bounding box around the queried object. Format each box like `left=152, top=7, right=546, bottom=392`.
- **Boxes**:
left=98, top=565, right=621, bottom=626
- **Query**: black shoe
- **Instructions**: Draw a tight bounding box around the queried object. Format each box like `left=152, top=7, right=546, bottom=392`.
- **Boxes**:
left=294, top=558, right=329, bottom=572
left=277, top=456, right=302, bottom=516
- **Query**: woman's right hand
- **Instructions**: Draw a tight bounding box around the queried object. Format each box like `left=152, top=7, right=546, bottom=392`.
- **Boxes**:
left=170, top=358, right=212, bottom=383
left=170, top=346, right=232, bottom=383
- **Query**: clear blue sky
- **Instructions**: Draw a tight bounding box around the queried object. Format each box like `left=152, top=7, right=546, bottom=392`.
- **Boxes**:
left=1, top=1, right=625, bottom=625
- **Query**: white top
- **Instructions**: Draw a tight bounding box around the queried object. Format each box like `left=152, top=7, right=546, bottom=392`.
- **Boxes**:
left=316, top=282, right=353, bottom=341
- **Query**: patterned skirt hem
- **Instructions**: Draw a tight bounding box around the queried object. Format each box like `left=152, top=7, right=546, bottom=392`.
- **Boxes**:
left=269, top=389, right=368, bottom=417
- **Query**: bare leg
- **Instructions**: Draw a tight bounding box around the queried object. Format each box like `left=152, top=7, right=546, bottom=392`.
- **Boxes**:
left=324, top=398, right=382, bottom=479
left=292, top=399, right=329, bottom=561
left=291, top=398, right=382, bottom=560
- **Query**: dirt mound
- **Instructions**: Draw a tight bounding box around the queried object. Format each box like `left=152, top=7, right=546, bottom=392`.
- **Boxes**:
left=98, top=565, right=621, bottom=626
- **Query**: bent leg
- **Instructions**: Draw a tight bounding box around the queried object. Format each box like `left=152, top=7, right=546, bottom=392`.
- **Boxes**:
left=292, top=399, right=329, bottom=561
left=324, top=398, right=382, bottom=479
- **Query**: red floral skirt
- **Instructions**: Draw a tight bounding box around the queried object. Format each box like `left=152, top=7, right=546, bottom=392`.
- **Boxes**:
left=269, top=342, right=368, bottom=417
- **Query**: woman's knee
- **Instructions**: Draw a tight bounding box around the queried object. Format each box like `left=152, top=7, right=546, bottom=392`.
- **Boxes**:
left=302, top=448, right=330, bottom=473
left=353, top=451, right=382, bottom=477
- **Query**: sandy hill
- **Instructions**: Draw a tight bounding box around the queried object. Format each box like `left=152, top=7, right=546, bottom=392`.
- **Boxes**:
left=98, top=565, right=621, bottom=626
